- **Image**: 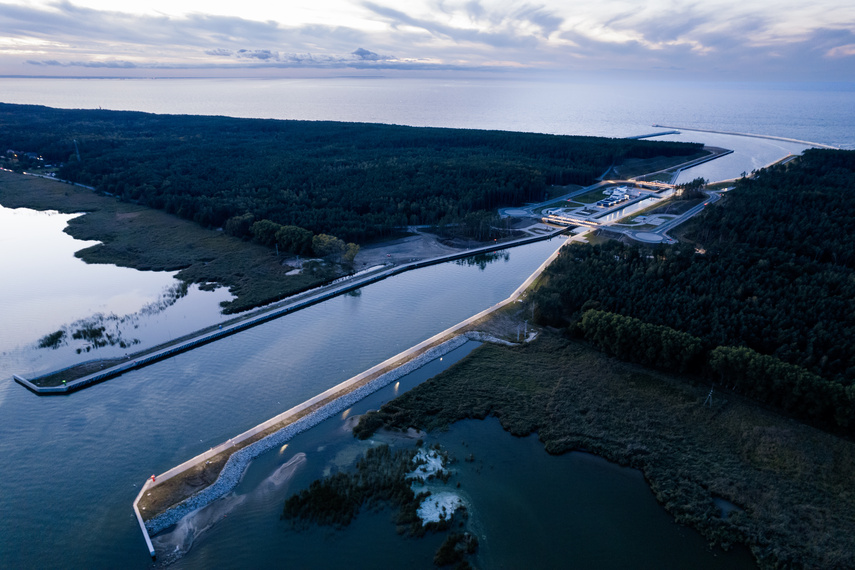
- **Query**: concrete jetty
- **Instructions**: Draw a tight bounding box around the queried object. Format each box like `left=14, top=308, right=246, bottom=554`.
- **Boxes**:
left=132, top=481, right=156, bottom=559
left=651, top=124, right=839, bottom=150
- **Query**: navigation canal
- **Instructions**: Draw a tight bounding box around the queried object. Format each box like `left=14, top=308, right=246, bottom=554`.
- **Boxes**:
left=1, top=237, right=566, bottom=568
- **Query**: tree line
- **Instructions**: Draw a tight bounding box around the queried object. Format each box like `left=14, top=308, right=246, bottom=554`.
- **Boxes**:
left=576, top=309, right=854, bottom=432
left=533, top=149, right=855, bottom=433
left=0, top=103, right=701, bottom=244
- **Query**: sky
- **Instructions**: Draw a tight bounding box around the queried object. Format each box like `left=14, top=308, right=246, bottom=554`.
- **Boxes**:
left=1, top=0, right=854, bottom=81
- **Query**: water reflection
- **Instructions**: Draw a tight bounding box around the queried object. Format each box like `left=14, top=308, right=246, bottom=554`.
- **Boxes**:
left=597, top=197, right=662, bottom=224
left=0, top=203, right=233, bottom=377
left=454, top=250, right=510, bottom=270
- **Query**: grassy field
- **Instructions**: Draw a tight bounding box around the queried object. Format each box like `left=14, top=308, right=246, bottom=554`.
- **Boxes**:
left=0, top=172, right=327, bottom=313
left=356, top=332, right=855, bottom=569
left=571, top=187, right=611, bottom=204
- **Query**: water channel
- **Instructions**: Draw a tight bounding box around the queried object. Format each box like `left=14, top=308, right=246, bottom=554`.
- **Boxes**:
left=0, top=175, right=766, bottom=568
left=0, top=211, right=578, bottom=568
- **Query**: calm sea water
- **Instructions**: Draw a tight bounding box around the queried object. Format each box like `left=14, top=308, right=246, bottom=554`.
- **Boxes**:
left=2, top=77, right=852, bottom=149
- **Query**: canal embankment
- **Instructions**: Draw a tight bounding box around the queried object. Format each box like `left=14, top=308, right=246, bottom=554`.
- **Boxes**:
left=133, top=230, right=572, bottom=555
left=15, top=228, right=568, bottom=395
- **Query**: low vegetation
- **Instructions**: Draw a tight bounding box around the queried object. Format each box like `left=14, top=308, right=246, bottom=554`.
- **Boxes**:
left=281, top=442, right=477, bottom=568
left=282, top=445, right=426, bottom=533
left=355, top=334, right=855, bottom=569
left=0, top=171, right=327, bottom=313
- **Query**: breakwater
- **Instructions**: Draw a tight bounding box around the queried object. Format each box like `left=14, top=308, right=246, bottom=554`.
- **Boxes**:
left=15, top=228, right=567, bottom=395
left=626, top=130, right=680, bottom=139
left=651, top=124, right=839, bottom=150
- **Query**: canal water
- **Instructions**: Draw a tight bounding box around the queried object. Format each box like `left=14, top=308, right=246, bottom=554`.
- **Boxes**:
left=654, top=131, right=810, bottom=185
left=0, top=230, right=572, bottom=568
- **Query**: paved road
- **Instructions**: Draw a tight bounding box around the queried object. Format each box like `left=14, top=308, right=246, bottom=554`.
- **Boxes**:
left=611, top=190, right=722, bottom=243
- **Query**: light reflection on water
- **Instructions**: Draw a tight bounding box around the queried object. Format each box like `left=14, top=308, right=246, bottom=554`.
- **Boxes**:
left=0, top=237, right=567, bottom=569
left=163, top=345, right=754, bottom=570
left=0, top=203, right=234, bottom=376
left=597, top=197, right=663, bottom=224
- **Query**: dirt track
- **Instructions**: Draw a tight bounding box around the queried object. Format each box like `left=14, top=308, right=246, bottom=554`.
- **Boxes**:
left=353, top=230, right=468, bottom=268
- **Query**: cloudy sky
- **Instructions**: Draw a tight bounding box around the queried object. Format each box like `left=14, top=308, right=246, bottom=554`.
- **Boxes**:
left=1, top=0, right=853, bottom=80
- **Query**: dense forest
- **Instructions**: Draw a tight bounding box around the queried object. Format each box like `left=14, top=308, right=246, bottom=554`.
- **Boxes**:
left=533, top=149, right=855, bottom=431
left=0, top=103, right=700, bottom=243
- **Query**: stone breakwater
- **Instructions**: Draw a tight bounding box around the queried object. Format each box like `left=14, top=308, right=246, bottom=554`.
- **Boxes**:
left=145, top=334, right=471, bottom=535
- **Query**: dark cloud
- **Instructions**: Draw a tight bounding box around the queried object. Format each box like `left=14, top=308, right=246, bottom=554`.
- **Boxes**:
left=464, top=1, right=485, bottom=21
left=2, top=1, right=853, bottom=80
left=513, top=5, right=564, bottom=36
left=352, top=47, right=395, bottom=60
left=0, top=1, right=355, bottom=52
left=26, top=59, right=139, bottom=68
left=182, top=14, right=283, bottom=44
left=237, top=49, right=277, bottom=60
left=556, top=21, right=855, bottom=81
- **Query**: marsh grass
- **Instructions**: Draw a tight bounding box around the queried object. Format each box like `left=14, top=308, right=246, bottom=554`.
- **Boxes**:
left=280, top=442, right=477, bottom=567
left=356, top=333, right=855, bottom=569
left=0, top=171, right=328, bottom=314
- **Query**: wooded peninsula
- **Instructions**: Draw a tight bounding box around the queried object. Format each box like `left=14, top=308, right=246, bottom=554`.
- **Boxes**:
left=356, top=148, right=855, bottom=569
left=0, top=102, right=698, bottom=246
left=3, top=102, right=853, bottom=569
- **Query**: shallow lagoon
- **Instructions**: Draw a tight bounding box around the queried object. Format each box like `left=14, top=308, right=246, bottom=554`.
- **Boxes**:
left=160, top=342, right=756, bottom=569
left=0, top=203, right=233, bottom=377
left=0, top=235, right=568, bottom=568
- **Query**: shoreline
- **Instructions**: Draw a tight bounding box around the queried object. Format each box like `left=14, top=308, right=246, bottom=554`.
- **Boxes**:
left=142, top=334, right=470, bottom=535
left=133, top=233, right=571, bottom=556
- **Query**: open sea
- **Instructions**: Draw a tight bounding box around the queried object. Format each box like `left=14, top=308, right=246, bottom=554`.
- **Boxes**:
left=2, top=76, right=853, bottom=149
